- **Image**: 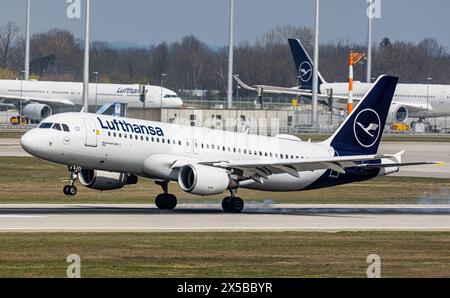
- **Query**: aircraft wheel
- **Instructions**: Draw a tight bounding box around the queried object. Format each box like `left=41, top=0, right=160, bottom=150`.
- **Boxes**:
left=230, top=197, right=244, bottom=213
left=155, top=194, right=177, bottom=210
left=222, top=197, right=233, bottom=213
left=63, top=185, right=77, bottom=196
left=222, top=197, right=244, bottom=213
left=165, top=194, right=177, bottom=210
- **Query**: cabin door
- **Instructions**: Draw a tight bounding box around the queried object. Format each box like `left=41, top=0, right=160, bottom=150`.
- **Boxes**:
left=83, top=118, right=98, bottom=147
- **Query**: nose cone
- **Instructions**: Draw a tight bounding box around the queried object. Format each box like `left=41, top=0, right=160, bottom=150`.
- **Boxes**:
left=20, top=130, right=41, bottom=156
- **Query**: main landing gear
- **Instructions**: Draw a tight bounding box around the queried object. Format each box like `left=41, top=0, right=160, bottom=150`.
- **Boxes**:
left=155, top=181, right=177, bottom=210
left=222, top=189, right=244, bottom=213
left=63, top=166, right=79, bottom=196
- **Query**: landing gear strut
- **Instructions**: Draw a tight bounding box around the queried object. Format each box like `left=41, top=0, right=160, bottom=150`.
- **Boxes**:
left=155, top=181, right=177, bottom=210
left=222, top=189, right=244, bottom=213
left=63, top=166, right=79, bottom=196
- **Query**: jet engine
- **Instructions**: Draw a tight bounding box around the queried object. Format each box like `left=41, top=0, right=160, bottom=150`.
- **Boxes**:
left=23, top=103, right=52, bottom=121
left=178, top=164, right=235, bottom=196
left=79, top=169, right=138, bottom=191
left=387, top=104, right=408, bottom=124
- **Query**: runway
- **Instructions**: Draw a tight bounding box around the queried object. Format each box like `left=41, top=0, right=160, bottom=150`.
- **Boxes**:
left=0, top=139, right=449, bottom=178
left=0, top=138, right=30, bottom=157
left=0, top=204, right=449, bottom=232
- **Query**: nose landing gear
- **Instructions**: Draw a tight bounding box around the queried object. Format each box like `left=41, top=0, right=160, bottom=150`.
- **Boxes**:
left=222, top=189, right=244, bottom=213
left=63, top=166, right=79, bottom=196
left=155, top=181, right=177, bottom=210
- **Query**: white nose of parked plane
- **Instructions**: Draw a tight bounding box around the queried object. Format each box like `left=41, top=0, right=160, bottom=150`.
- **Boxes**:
left=175, top=97, right=183, bottom=107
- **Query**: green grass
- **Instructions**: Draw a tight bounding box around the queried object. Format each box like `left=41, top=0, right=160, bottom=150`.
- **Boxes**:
left=0, top=156, right=449, bottom=204
left=0, top=232, right=448, bottom=277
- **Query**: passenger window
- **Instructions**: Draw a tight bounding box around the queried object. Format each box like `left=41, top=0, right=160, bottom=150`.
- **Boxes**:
left=52, top=123, right=62, bottom=131
left=62, top=124, right=70, bottom=132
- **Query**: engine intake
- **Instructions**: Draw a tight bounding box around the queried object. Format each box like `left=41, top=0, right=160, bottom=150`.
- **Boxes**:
left=79, top=169, right=138, bottom=191
left=23, top=103, right=52, bottom=121
left=387, top=104, right=408, bottom=124
left=178, top=164, right=233, bottom=196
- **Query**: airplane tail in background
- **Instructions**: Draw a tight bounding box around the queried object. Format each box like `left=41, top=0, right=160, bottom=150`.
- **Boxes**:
left=288, top=38, right=325, bottom=90
left=323, top=75, right=399, bottom=156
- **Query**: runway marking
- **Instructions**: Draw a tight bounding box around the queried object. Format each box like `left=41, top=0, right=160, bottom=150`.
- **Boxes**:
left=0, top=215, right=46, bottom=218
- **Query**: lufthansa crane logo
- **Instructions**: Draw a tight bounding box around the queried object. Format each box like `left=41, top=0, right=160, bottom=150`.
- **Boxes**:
left=298, top=61, right=312, bottom=82
left=353, top=108, right=381, bottom=148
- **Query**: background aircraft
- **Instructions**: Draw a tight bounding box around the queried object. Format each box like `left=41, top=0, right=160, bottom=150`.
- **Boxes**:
left=0, top=80, right=183, bottom=122
left=234, top=39, right=450, bottom=126
left=289, top=38, right=450, bottom=124
left=20, top=76, right=439, bottom=213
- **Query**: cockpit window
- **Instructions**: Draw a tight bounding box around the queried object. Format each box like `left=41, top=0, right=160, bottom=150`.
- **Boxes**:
left=39, top=122, right=53, bottom=129
left=164, top=94, right=178, bottom=98
left=52, top=123, right=62, bottom=131
left=62, top=124, right=70, bottom=132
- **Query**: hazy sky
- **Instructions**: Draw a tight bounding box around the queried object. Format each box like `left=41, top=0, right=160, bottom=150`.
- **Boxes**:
left=1, top=0, right=449, bottom=48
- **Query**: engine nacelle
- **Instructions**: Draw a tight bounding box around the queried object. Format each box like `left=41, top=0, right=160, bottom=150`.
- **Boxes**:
left=79, top=169, right=138, bottom=191
left=23, top=103, right=52, bottom=121
left=387, top=104, right=408, bottom=124
left=178, top=164, right=233, bottom=196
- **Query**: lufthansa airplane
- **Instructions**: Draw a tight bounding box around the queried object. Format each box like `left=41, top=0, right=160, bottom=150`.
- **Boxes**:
left=0, top=79, right=183, bottom=122
left=235, top=39, right=450, bottom=125
left=20, top=76, right=439, bottom=213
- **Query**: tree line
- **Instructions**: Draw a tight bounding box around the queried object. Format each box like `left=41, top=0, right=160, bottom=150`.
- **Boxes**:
left=1, top=22, right=450, bottom=96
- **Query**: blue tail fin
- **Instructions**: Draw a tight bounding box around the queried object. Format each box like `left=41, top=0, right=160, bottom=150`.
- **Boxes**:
left=288, top=38, right=325, bottom=90
left=324, top=75, right=399, bottom=156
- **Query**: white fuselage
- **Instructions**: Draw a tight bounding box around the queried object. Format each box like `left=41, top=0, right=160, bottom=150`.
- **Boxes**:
left=321, top=82, right=450, bottom=118
left=0, top=79, right=183, bottom=109
left=20, top=112, right=355, bottom=192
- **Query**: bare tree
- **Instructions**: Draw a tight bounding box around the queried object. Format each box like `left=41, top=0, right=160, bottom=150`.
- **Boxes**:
left=0, top=22, right=20, bottom=68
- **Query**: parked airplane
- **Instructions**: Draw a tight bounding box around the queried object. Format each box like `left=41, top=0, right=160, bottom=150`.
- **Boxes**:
left=235, top=39, right=450, bottom=125
left=20, top=76, right=439, bottom=213
left=288, top=38, right=450, bottom=124
left=0, top=80, right=183, bottom=122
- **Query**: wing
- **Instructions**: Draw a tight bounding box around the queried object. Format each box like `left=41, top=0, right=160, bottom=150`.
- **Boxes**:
left=0, top=94, right=76, bottom=108
left=233, top=75, right=356, bottom=103
left=199, top=155, right=443, bottom=183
